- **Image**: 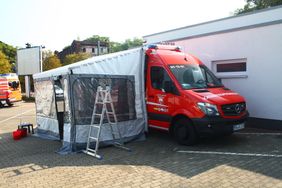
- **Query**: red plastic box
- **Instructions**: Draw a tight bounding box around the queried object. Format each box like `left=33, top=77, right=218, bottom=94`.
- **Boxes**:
left=12, top=130, right=22, bottom=140
left=12, top=128, right=27, bottom=140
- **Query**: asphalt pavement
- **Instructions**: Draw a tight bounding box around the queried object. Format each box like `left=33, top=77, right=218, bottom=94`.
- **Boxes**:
left=0, top=102, right=282, bottom=188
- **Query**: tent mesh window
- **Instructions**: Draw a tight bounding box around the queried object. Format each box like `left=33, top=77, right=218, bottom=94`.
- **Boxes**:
left=72, top=76, right=136, bottom=125
left=34, top=80, right=56, bottom=119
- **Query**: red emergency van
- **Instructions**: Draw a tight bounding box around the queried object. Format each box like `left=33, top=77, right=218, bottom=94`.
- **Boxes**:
left=0, top=73, right=22, bottom=107
left=145, top=45, right=248, bottom=145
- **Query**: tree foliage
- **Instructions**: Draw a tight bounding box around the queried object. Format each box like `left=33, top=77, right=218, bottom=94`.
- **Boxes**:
left=235, top=0, right=282, bottom=15
left=110, top=38, right=144, bottom=53
left=42, top=50, right=53, bottom=61
left=63, top=53, right=91, bottom=66
left=43, top=54, right=62, bottom=71
left=0, top=51, right=12, bottom=74
left=0, top=41, right=16, bottom=72
left=84, top=35, right=110, bottom=43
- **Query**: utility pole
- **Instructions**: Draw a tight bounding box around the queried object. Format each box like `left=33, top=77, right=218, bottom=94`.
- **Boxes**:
left=97, top=41, right=100, bottom=56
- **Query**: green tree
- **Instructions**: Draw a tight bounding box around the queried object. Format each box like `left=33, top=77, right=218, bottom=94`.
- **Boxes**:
left=63, top=53, right=91, bottom=66
left=235, top=0, right=282, bottom=15
left=43, top=55, right=62, bottom=71
left=42, top=50, right=53, bottom=61
left=110, top=38, right=144, bottom=53
left=0, top=41, right=16, bottom=71
left=85, top=35, right=110, bottom=43
left=0, top=51, right=12, bottom=73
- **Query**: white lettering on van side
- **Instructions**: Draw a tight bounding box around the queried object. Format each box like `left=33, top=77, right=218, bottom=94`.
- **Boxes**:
left=204, top=93, right=239, bottom=100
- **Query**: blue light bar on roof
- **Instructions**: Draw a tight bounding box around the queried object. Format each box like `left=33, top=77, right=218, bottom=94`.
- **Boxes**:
left=147, top=44, right=158, bottom=49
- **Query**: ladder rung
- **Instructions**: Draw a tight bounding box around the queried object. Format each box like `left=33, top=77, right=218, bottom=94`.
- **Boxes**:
left=108, top=121, right=117, bottom=123
left=89, top=137, right=98, bottom=140
left=94, top=113, right=102, bottom=116
left=108, top=122, right=117, bottom=125
left=90, top=125, right=101, bottom=128
left=86, top=148, right=96, bottom=153
left=106, top=112, right=115, bottom=114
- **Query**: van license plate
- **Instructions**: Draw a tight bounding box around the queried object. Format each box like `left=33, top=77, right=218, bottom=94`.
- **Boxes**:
left=233, top=123, right=245, bottom=131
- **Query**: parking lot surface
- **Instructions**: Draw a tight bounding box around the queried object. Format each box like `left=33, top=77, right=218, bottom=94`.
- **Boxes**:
left=0, top=102, right=282, bottom=188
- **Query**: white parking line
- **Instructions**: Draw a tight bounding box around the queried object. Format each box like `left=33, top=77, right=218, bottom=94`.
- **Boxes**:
left=177, top=150, right=282, bottom=158
left=0, top=109, right=34, bottom=124
left=235, top=132, right=282, bottom=136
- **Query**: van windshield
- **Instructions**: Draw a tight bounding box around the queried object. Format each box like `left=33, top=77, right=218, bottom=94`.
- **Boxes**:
left=169, top=64, right=223, bottom=89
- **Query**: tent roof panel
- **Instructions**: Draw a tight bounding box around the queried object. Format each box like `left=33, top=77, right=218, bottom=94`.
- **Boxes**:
left=33, top=48, right=142, bottom=79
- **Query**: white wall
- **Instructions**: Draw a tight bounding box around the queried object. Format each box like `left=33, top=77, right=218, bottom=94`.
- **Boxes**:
left=173, top=24, right=282, bottom=120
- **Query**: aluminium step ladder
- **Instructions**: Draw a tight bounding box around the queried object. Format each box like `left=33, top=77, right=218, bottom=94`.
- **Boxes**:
left=83, top=86, right=130, bottom=159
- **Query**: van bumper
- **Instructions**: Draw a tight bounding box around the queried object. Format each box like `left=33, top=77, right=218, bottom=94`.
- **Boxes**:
left=191, top=112, right=249, bottom=136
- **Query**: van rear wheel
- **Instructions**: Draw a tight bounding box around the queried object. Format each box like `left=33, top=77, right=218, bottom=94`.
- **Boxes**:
left=174, top=119, right=197, bottom=145
left=6, top=100, right=13, bottom=107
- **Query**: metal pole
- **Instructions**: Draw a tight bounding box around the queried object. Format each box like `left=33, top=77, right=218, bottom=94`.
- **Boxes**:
left=97, top=41, right=100, bottom=56
left=25, top=75, right=30, bottom=98
left=39, top=46, right=43, bottom=72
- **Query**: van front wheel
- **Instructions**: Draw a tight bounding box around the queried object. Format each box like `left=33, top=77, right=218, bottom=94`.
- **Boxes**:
left=174, top=119, right=197, bottom=145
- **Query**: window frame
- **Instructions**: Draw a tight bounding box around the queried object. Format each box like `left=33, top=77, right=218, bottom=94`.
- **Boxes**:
left=212, top=58, right=247, bottom=79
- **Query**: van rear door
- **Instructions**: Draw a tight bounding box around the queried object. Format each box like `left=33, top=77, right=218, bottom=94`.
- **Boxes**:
left=0, top=78, right=8, bottom=102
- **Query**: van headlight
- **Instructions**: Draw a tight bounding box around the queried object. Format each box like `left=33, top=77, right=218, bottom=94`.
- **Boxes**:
left=197, top=102, right=220, bottom=116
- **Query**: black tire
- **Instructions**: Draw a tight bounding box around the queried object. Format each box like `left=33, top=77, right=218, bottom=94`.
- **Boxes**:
left=0, top=102, right=3, bottom=108
left=6, top=100, right=13, bottom=107
left=222, top=132, right=233, bottom=137
left=173, top=118, right=198, bottom=145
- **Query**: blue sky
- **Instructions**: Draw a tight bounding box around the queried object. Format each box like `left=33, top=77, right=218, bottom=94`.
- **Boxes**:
left=0, top=0, right=246, bottom=51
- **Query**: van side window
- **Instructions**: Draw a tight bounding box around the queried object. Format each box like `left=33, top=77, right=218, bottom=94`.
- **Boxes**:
left=150, top=66, right=172, bottom=91
left=9, top=81, right=20, bottom=89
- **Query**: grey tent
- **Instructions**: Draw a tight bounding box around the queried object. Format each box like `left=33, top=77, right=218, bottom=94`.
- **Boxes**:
left=33, top=48, right=147, bottom=153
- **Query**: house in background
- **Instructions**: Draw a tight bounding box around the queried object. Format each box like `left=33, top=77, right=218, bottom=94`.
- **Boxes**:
left=143, top=6, right=282, bottom=130
left=57, top=39, right=109, bottom=61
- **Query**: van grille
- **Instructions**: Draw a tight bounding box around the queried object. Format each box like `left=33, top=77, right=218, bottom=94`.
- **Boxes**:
left=221, top=102, right=246, bottom=116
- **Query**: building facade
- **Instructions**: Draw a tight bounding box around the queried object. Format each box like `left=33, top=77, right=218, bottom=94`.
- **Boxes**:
left=57, top=40, right=109, bottom=61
